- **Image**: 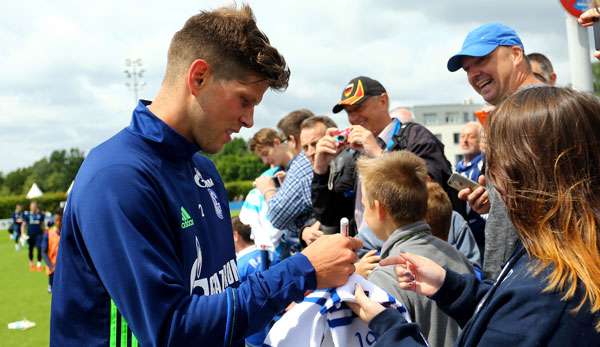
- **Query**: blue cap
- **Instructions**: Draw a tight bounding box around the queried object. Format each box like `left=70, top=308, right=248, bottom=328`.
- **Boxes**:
left=447, top=23, right=524, bottom=72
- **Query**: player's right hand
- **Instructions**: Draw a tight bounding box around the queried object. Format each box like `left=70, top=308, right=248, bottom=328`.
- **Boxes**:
left=302, top=234, right=362, bottom=288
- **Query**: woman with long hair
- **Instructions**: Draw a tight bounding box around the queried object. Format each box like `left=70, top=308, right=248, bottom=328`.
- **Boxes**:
left=348, top=86, right=600, bottom=346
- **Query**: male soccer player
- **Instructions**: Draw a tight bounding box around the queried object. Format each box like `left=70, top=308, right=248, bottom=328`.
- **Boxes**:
left=51, top=5, right=361, bottom=346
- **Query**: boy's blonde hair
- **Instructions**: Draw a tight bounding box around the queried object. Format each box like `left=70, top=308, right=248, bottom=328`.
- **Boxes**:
left=425, top=182, right=453, bottom=241
left=357, top=151, right=428, bottom=226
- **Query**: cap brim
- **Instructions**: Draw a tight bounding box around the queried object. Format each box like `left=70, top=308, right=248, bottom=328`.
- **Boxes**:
left=332, top=95, right=369, bottom=114
left=332, top=103, right=345, bottom=114
left=447, top=43, right=498, bottom=72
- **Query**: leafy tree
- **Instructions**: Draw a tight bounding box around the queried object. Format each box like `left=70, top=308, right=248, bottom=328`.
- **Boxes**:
left=0, top=148, right=85, bottom=194
left=3, top=168, right=32, bottom=194
left=208, top=138, right=267, bottom=182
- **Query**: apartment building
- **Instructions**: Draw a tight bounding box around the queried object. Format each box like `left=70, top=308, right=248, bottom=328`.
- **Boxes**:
left=410, top=102, right=483, bottom=169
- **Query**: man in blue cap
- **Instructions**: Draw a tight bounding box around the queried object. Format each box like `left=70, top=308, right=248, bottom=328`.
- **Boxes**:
left=447, top=23, right=539, bottom=279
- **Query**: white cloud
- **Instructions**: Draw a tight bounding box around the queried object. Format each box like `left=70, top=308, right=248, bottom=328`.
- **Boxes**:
left=0, top=0, right=590, bottom=173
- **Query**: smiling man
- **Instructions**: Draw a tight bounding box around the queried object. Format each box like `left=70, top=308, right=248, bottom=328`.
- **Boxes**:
left=311, top=76, right=458, bottom=257
left=50, top=5, right=362, bottom=347
left=447, top=23, right=539, bottom=279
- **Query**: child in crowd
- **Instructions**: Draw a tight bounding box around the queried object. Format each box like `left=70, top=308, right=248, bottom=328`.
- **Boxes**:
left=425, top=182, right=482, bottom=278
left=42, top=208, right=62, bottom=293
left=349, top=87, right=600, bottom=346
left=232, top=217, right=270, bottom=347
left=357, top=151, right=473, bottom=347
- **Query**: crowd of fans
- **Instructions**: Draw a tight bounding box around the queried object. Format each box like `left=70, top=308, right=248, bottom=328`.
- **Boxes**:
left=12, top=4, right=596, bottom=346
left=232, top=13, right=600, bottom=347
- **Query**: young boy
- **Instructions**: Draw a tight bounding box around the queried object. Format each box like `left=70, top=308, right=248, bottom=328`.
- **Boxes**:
left=357, top=151, right=473, bottom=347
left=42, top=208, right=62, bottom=293
left=232, top=217, right=270, bottom=347
left=425, top=182, right=482, bottom=272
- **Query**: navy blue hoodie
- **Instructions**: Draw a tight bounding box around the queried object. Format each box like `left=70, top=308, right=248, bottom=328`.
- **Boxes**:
left=368, top=243, right=600, bottom=346
left=50, top=101, right=316, bottom=347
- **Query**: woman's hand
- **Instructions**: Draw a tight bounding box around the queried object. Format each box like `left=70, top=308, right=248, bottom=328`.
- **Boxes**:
left=348, top=283, right=386, bottom=324
left=380, top=253, right=446, bottom=297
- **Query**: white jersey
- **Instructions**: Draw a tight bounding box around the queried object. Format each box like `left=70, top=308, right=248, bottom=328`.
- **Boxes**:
left=239, top=187, right=283, bottom=251
left=264, top=274, right=412, bottom=347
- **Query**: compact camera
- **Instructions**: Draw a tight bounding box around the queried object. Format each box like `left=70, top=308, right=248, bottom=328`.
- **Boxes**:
left=332, top=128, right=351, bottom=145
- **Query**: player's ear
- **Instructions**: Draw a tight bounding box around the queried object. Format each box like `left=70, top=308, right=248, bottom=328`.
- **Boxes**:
left=187, top=59, right=210, bottom=96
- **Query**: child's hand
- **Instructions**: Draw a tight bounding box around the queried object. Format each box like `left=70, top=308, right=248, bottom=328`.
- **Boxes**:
left=347, top=283, right=385, bottom=324
left=354, top=250, right=381, bottom=278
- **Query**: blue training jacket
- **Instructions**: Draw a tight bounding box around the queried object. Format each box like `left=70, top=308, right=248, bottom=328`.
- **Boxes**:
left=50, top=101, right=316, bottom=347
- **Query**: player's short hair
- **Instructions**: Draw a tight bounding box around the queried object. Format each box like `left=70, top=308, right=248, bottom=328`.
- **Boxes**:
left=165, top=4, right=289, bottom=90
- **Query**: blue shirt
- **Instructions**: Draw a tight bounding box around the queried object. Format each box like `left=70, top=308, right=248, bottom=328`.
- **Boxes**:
left=50, top=101, right=317, bottom=347
left=267, top=152, right=313, bottom=242
left=455, top=153, right=484, bottom=182
left=23, top=211, right=44, bottom=235
left=11, top=211, right=24, bottom=232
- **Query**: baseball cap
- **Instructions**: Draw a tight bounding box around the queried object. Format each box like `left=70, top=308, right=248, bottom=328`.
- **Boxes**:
left=447, top=23, right=524, bottom=72
left=332, top=76, right=386, bottom=114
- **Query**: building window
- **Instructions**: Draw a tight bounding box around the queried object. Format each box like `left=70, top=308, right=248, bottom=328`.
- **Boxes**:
left=434, top=133, right=442, bottom=141
left=453, top=133, right=460, bottom=144
left=464, top=112, right=472, bottom=122
left=446, top=112, right=461, bottom=124
left=423, top=113, right=438, bottom=125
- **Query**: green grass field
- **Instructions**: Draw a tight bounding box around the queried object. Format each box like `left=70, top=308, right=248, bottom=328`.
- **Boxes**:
left=0, top=231, right=51, bottom=346
left=0, top=211, right=242, bottom=346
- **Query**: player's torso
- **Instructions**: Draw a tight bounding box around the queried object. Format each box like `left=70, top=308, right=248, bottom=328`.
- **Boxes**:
left=159, top=156, right=239, bottom=296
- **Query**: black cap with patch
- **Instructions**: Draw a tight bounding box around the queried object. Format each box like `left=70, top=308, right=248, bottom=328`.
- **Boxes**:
left=332, top=76, right=386, bottom=114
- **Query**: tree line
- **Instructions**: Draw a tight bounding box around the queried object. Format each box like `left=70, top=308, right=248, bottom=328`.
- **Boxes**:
left=0, top=139, right=266, bottom=196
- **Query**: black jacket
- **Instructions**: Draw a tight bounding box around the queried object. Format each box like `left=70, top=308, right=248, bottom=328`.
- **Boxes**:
left=311, top=122, right=465, bottom=231
left=368, top=243, right=600, bottom=346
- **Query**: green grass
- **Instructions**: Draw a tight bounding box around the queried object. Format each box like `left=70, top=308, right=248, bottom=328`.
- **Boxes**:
left=0, top=231, right=51, bottom=346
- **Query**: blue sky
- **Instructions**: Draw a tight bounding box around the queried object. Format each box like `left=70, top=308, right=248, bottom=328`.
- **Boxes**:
left=0, top=0, right=590, bottom=172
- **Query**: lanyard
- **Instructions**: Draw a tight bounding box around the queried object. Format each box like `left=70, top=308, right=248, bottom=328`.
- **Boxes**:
left=385, top=119, right=402, bottom=152
left=473, top=244, right=526, bottom=316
